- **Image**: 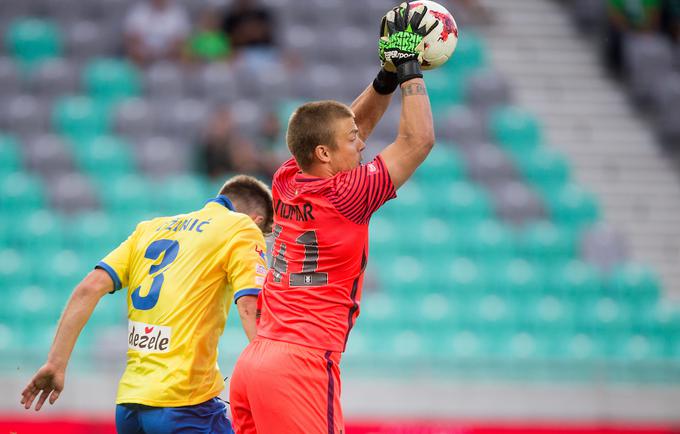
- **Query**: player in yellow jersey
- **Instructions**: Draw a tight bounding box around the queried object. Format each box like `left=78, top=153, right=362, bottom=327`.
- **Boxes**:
left=20, top=175, right=273, bottom=434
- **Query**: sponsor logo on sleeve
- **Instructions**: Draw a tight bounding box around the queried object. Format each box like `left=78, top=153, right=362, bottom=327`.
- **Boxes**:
left=128, top=320, right=171, bottom=353
left=255, top=245, right=266, bottom=260
left=256, top=264, right=267, bottom=275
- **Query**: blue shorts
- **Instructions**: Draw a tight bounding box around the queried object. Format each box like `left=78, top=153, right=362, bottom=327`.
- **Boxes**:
left=115, top=397, right=233, bottom=434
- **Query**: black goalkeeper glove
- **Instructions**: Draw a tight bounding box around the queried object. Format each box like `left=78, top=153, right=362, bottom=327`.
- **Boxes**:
left=382, top=2, right=436, bottom=84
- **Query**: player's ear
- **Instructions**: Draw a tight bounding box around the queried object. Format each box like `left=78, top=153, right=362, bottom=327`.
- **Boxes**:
left=251, top=215, right=265, bottom=232
left=314, top=145, right=332, bottom=164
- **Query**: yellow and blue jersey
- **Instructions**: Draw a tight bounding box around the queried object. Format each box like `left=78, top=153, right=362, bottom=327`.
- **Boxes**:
left=96, top=195, right=267, bottom=407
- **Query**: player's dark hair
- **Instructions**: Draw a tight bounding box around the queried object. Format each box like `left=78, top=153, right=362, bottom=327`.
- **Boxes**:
left=287, top=100, right=354, bottom=171
left=219, top=175, right=273, bottom=234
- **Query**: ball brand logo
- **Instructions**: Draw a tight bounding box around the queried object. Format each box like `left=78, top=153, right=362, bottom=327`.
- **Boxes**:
left=128, top=320, right=171, bottom=353
left=429, top=10, right=457, bottom=41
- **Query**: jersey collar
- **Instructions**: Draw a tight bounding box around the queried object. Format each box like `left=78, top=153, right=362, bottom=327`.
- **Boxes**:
left=206, top=194, right=235, bottom=211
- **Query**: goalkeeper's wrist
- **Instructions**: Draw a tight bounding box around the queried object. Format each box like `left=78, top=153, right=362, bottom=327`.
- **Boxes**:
left=372, top=68, right=399, bottom=95
left=396, top=60, right=423, bottom=84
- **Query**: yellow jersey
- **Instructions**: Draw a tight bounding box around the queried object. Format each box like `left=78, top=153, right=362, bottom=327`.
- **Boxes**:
left=96, top=196, right=267, bottom=407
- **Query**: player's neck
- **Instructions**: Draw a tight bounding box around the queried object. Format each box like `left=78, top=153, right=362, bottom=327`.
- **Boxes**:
left=302, top=164, right=335, bottom=179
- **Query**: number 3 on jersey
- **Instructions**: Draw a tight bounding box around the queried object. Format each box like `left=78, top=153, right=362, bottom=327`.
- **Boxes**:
left=131, top=239, right=179, bottom=310
left=271, top=225, right=328, bottom=287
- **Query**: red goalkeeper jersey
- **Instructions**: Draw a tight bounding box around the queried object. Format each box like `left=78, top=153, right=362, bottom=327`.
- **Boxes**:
left=257, top=156, right=396, bottom=352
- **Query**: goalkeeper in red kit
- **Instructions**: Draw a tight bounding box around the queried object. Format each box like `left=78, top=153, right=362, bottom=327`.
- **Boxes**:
left=230, top=3, right=437, bottom=433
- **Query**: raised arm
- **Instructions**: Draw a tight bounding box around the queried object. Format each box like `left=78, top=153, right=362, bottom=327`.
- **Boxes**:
left=377, top=2, right=436, bottom=190
left=379, top=78, right=434, bottom=189
left=350, top=84, right=393, bottom=142
left=21, top=269, right=113, bottom=410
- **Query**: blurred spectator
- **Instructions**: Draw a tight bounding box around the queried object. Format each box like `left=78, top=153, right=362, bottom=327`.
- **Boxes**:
left=184, top=8, right=231, bottom=63
left=124, top=0, right=190, bottom=67
left=661, top=0, right=680, bottom=41
left=604, top=0, right=662, bottom=76
left=221, top=0, right=275, bottom=51
left=199, top=107, right=277, bottom=180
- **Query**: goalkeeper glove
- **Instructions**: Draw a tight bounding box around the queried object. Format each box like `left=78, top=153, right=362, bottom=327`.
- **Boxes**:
left=382, top=2, right=436, bottom=84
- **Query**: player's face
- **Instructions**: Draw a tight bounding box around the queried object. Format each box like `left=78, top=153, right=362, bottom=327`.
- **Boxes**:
left=329, top=117, right=365, bottom=173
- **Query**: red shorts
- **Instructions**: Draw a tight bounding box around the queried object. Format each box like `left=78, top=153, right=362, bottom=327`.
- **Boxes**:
left=229, top=337, right=344, bottom=434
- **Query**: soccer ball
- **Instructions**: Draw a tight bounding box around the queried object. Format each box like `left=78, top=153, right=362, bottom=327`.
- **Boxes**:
left=399, top=1, right=459, bottom=70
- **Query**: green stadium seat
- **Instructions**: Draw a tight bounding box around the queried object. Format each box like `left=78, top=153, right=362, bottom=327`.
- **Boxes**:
left=5, top=19, right=62, bottom=68
left=609, top=333, right=665, bottom=361
left=440, top=329, right=487, bottom=360
left=550, top=260, right=601, bottom=301
left=413, top=142, right=465, bottom=186
left=33, top=249, right=90, bottom=290
left=489, top=106, right=542, bottom=153
left=556, top=332, right=606, bottom=361
left=519, top=221, right=575, bottom=267
left=83, top=58, right=140, bottom=106
left=431, top=181, right=493, bottom=223
left=545, top=184, right=600, bottom=230
left=102, top=174, right=154, bottom=214
left=523, top=295, right=574, bottom=332
left=581, top=296, right=631, bottom=333
left=0, top=134, right=22, bottom=175
left=10, top=209, right=64, bottom=250
left=368, top=215, right=399, bottom=258
left=607, top=263, right=660, bottom=307
left=471, top=293, right=515, bottom=329
left=9, top=285, right=62, bottom=327
left=66, top=212, right=124, bottom=259
left=414, top=293, right=458, bottom=331
left=73, top=135, right=135, bottom=179
left=377, top=181, right=428, bottom=221
left=514, top=147, right=571, bottom=190
left=0, top=322, right=20, bottom=356
left=463, top=220, right=515, bottom=261
left=444, top=31, right=486, bottom=74
left=379, top=255, right=428, bottom=295
left=0, top=172, right=46, bottom=214
left=359, top=292, right=403, bottom=330
left=492, top=259, right=542, bottom=299
left=426, top=69, right=465, bottom=110
left=0, top=249, right=32, bottom=288
left=404, top=217, right=460, bottom=256
left=53, top=96, right=110, bottom=141
left=153, top=175, right=208, bottom=216
left=442, top=256, right=488, bottom=299
left=91, top=295, right=127, bottom=326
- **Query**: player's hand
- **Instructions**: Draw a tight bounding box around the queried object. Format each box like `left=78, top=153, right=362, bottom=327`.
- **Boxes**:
left=20, top=363, right=65, bottom=411
left=381, top=2, right=437, bottom=68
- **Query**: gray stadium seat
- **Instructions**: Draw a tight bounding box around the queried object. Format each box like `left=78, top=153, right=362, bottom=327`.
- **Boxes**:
left=489, top=181, right=545, bottom=225
left=0, top=0, right=39, bottom=18
left=0, top=57, right=23, bottom=97
left=136, top=136, right=189, bottom=179
left=65, top=20, right=117, bottom=60
left=40, top=0, right=95, bottom=24
left=370, top=105, right=401, bottom=143
left=145, top=62, right=185, bottom=102
left=439, top=106, right=487, bottom=147
left=230, top=99, right=265, bottom=139
left=466, top=69, right=511, bottom=114
left=1, top=95, right=50, bottom=137
left=154, top=98, right=210, bottom=143
left=30, top=58, right=79, bottom=100
left=48, top=171, right=98, bottom=213
left=651, top=73, right=680, bottom=143
left=624, top=34, right=674, bottom=103
left=462, top=143, right=517, bottom=187
left=197, top=62, right=239, bottom=105
left=114, top=98, right=156, bottom=140
left=580, top=223, right=629, bottom=272
left=23, top=134, right=73, bottom=178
